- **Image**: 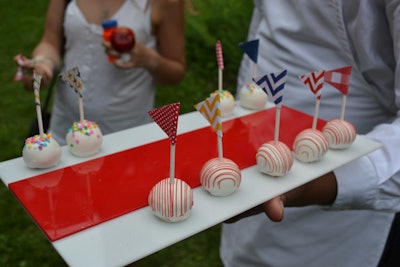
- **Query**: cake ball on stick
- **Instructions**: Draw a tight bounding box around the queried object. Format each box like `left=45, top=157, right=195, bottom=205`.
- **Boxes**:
left=60, top=67, right=103, bottom=157
left=238, top=39, right=267, bottom=110
left=195, top=94, right=241, bottom=197
left=147, top=103, right=193, bottom=222
left=322, top=66, right=357, bottom=149
left=22, top=73, right=62, bottom=168
left=293, top=70, right=329, bottom=163
left=253, top=70, right=294, bottom=177
left=211, top=40, right=235, bottom=117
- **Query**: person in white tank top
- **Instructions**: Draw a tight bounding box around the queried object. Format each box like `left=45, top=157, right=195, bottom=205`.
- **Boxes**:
left=17, top=0, right=185, bottom=145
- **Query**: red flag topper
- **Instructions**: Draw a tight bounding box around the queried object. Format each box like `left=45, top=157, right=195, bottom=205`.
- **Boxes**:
left=148, top=103, right=181, bottom=145
left=324, top=66, right=352, bottom=95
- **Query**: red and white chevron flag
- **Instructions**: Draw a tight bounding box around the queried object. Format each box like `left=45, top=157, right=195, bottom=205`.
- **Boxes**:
left=195, top=94, right=223, bottom=137
left=148, top=103, right=181, bottom=145
left=299, top=70, right=325, bottom=100
left=324, top=66, right=352, bottom=95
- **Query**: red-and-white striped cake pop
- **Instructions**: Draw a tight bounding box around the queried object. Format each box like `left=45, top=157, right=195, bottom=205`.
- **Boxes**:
left=148, top=178, right=193, bottom=222
left=195, top=93, right=242, bottom=196
left=147, top=103, right=194, bottom=222
left=322, top=119, right=356, bottom=149
left=256, top=141, right=294, bottom=177
left=322, top=66, right=356, bottom=149
left=253, top=70, right=294, bottom=177
left=200, top=158, right=241, bottom=197
left=293, top=128, right=329, bottom=162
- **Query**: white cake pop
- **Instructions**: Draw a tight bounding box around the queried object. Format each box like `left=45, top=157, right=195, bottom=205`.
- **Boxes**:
left=210, top=90, right=235, bottom=117
left=293, top=128, right=329, bottom=163
left=322, top=119, right=356, bottom=149
left=256, top=141, right=294, bottom=177
left=200, top=158, right=241, bottom=197
left=148, top=178, right=193, bottom=222
left=23, top=133, right=62, bottom=169
left=239, top=82, right=267, bottom=110
left=66, top=120, right=103, bottom=157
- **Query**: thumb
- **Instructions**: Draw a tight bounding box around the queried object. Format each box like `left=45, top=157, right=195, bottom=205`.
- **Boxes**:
left=262, top=197, right=284, bottom=222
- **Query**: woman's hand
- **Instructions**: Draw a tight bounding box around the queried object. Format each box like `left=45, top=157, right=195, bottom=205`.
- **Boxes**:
left=104, top=40, right=159, bottom=70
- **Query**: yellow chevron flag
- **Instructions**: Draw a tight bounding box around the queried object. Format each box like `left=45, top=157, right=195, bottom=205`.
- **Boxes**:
left=195, top=94, right=223, bottom=137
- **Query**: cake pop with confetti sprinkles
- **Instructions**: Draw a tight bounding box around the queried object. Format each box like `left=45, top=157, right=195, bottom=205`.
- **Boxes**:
left=60, top=66, right=103, bottom=157
left=22, top=73, right=62, bottom=168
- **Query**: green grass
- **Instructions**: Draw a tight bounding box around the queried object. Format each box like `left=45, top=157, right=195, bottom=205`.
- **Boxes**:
left=0, top=1, right=252, bottom=266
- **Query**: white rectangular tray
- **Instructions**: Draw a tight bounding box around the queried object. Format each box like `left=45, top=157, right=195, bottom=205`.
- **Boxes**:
left=0, top=105, right=381, bottom=267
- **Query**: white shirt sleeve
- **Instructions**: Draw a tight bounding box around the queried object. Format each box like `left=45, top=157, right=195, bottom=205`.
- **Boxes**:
left=333, top=116, right=400, bottom=211
left=332, top=0, right=400, bottom=212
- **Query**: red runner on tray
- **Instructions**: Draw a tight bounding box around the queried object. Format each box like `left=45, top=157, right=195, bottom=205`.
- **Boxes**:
left=9, top=107, right=323, bottom=241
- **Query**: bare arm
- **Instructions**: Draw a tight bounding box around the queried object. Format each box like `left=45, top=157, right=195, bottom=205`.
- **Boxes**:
left=113, top=0, right=186, bottom=85
left=18, top=0, right=66, bottom=89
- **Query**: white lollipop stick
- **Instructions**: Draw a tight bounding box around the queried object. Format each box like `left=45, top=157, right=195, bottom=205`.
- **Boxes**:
left=169, top=144, right=176, bottom=183
left=340, top=95, right=347, bottom=121
left=217, top=135, right=223, bottom=161
left=33, top=73, right=45, bottom=137
left=312, top=98, right=321, bottom=129
left=274, top=107, right=281, bottom=144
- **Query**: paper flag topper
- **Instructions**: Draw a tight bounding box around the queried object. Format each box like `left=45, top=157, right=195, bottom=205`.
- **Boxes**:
left=195, top=94, right=222, bottom=137
left=148, top=103, right=180, bottom=145
left=299, top=70, right=325, bottom=100
left=239, top=39, right=259, bottom=64
left=59, top=66, right=84, bottom=97
left=215, top=40, right=224, bottom=70
left=253, top=70, right=288, bottom=108
left=324, top=66, right=352, bottom=95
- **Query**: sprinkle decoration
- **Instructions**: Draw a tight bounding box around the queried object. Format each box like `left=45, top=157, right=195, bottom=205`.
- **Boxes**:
left=24, top=133, right=53, bottom=150
left=242, top=83, right=260, bottom=94
left=67, top=120, right=100, bottom=136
